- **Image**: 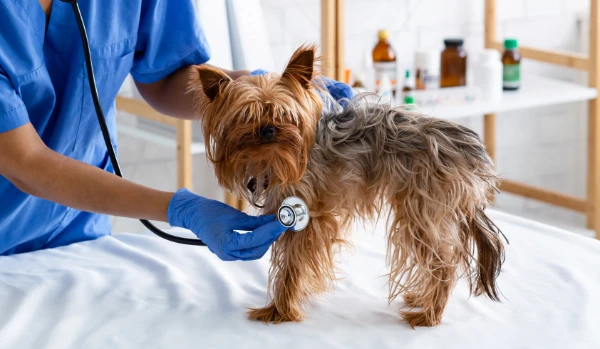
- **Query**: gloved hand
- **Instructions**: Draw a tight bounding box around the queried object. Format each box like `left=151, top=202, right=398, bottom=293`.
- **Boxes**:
left=168, top=189, right=287, bottom=261
left=315, top=76, right=354, bottom=101
left=250, top=69, right=354, bottom=101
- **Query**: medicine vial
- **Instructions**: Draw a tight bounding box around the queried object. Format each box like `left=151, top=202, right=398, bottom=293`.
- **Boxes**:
left=502, top=39, right=521, bottom=90
left=441, top=39, right=467, bottom=88
left=372, top=29, right=397, bottom=95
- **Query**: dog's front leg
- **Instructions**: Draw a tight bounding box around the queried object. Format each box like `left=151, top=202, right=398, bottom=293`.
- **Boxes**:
left=248, top=213, right=342, bottom=323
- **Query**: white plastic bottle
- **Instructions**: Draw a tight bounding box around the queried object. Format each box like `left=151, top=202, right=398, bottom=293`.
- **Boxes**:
left=415, top=50, right=440, bottom=90
left=474, top=49, right=503, bottom=102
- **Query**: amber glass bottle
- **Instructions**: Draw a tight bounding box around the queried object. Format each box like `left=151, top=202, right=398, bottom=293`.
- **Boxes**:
left=502, top=39, right=521, bottom=90
left=372, top=30, right=397, bottom=93
left=440, top=39, right=467, bottom=88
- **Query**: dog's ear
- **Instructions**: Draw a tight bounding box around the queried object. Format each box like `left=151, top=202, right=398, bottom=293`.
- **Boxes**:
left=190, top=65, right=232, bottom=101
left=282, top=45, right=316, bottom=89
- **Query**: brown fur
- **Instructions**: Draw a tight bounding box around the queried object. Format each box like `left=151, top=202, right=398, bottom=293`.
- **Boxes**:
left=189, top=44, right=506, bottom=327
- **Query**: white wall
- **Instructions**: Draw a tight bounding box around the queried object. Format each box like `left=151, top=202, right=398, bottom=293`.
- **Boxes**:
left=261, top=0, right=591, bottom=229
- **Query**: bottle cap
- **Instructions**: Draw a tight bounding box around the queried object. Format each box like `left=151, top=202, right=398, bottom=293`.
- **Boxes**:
left=504, top=38, right=518, bottom=49
left=378, top=30, right=390, bottom=41
left=444, top=38, right=464, bottom=47
left=479, top=49, right=501, bottom=62
left=415, top=50, right=441, bottom=71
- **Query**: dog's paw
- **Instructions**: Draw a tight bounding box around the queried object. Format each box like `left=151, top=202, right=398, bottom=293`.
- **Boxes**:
left=402, top=292, right=424, bottom=308
left=400, top=310, right=442, bottom=328
left=247, top=303, right=304, bottom=323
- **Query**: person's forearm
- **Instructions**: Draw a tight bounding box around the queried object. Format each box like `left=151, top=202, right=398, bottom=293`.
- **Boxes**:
left=13, top=146, right=173, bottom=222
left=135, top=65, right=250, bottom=120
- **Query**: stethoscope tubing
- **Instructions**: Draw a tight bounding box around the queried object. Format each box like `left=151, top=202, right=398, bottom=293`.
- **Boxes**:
left=62, top=0, right=207, bottom=245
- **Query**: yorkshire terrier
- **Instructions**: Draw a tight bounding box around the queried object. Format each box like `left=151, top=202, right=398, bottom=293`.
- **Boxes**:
left=189, top=45, right=506, bottom=327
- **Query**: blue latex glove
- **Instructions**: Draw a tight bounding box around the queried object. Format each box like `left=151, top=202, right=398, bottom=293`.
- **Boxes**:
left=315, top=76, right=354, bottom=101
left=168, top=189, right=287, bottom=261
left=250, top=69, right=354, bottom=101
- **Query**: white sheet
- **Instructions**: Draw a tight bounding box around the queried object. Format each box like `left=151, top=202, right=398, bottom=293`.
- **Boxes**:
left=1, top=210, right=599, bottom=349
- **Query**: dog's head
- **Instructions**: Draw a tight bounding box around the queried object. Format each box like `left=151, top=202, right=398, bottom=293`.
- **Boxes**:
left=189, top=45, right=322, bottom=205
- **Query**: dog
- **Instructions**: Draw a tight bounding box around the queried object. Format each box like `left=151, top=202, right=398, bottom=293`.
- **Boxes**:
left=188, top=44, right=506, bottom=327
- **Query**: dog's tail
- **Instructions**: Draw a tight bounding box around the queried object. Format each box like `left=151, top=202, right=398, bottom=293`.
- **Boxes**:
left=463, top=208, right=506, bottom=301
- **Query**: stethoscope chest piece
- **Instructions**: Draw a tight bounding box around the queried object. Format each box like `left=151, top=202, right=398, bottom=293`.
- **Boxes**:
left=278, top=196, right=310, bottom=231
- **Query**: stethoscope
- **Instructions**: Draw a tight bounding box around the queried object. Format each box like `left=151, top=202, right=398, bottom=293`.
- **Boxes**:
left=61, top=0, right=309, bottom=245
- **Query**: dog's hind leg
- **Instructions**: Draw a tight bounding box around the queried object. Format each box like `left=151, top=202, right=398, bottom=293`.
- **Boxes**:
left=386, top=193, right=461, bottom=328
left=247, top=212, right=345, bottom=323
left=399, top=245, right=457, bottom=327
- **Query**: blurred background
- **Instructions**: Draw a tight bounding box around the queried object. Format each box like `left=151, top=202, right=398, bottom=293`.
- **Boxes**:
left=114, top=0, right=595, bottom=238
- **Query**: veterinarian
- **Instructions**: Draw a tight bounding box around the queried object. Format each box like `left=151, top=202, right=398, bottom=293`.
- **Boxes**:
left=0, top=0, right=352, bottom=257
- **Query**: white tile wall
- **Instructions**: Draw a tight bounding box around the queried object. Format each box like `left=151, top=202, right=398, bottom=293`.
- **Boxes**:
left=260, top=0, right=591, bottom=230
left=524, top=0, right=564, bottom=17
left=111, top=0, right=592, bottom=234
left=496, top=0, right=527, bottom=20
left=565, top=0, right=589, bottom=13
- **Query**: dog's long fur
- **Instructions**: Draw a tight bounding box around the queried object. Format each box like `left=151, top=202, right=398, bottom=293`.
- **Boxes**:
left=189, top=45, right=506, bottom=327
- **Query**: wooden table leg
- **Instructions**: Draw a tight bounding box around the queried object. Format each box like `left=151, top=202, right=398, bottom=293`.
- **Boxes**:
left=335, top=0, right=344, bottom=82
left=176, top=119, right=192, bottom=189
left=588, top=0, right=600, bottom=239
left=321, top=0, right=336, bottom=79
left=321, top=0, right=344, bottom=80
left=587, top=99, right=600, bottom=238
left=484, top=113, right=497, bottom=204
left=225, top=192, right=242, bottom=209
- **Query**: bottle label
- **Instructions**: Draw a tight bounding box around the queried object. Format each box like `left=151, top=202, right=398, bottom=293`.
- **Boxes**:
left=503, top=64, right=520, bottom=88
left=417, top=68, right=440, bottom=90
left=374, top=62, right=397, bottom=87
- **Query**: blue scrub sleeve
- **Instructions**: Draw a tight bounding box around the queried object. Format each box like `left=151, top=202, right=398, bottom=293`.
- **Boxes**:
left=0, top=72, right=29, bottom=133
left=130, top=0, right=211, bottom=84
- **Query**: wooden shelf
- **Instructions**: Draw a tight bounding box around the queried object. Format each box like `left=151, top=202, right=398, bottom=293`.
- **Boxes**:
left=402, top=75, right=598, bottom=120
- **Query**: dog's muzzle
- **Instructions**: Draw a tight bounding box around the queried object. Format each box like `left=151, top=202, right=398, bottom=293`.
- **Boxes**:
left=247, top=177, right=257, bottom=193
left=246, top=176, right=269, bottom=194
left=246, top=176, right=270, bottom=208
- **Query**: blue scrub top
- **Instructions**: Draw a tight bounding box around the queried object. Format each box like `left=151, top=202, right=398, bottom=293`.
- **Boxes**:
left=0, top=0, right=211, bottom=255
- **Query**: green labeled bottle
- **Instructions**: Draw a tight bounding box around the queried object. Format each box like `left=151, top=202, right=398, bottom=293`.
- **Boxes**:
left=502, top=39, right=521, bottom=90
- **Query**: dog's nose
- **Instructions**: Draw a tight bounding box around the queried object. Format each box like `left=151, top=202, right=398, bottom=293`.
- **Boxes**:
left=260, top=126, right=276, bottom=140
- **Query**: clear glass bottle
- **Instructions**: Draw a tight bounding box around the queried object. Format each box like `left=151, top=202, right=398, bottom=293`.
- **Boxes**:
left=440, top=39, right=467, bottom=88
left=502, top=39, right=521, bottom=90
left=372, top=30, right=397, bottom=94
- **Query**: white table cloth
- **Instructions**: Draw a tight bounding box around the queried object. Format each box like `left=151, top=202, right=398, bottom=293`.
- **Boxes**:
left=1, top=210, right=599, bottom=349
